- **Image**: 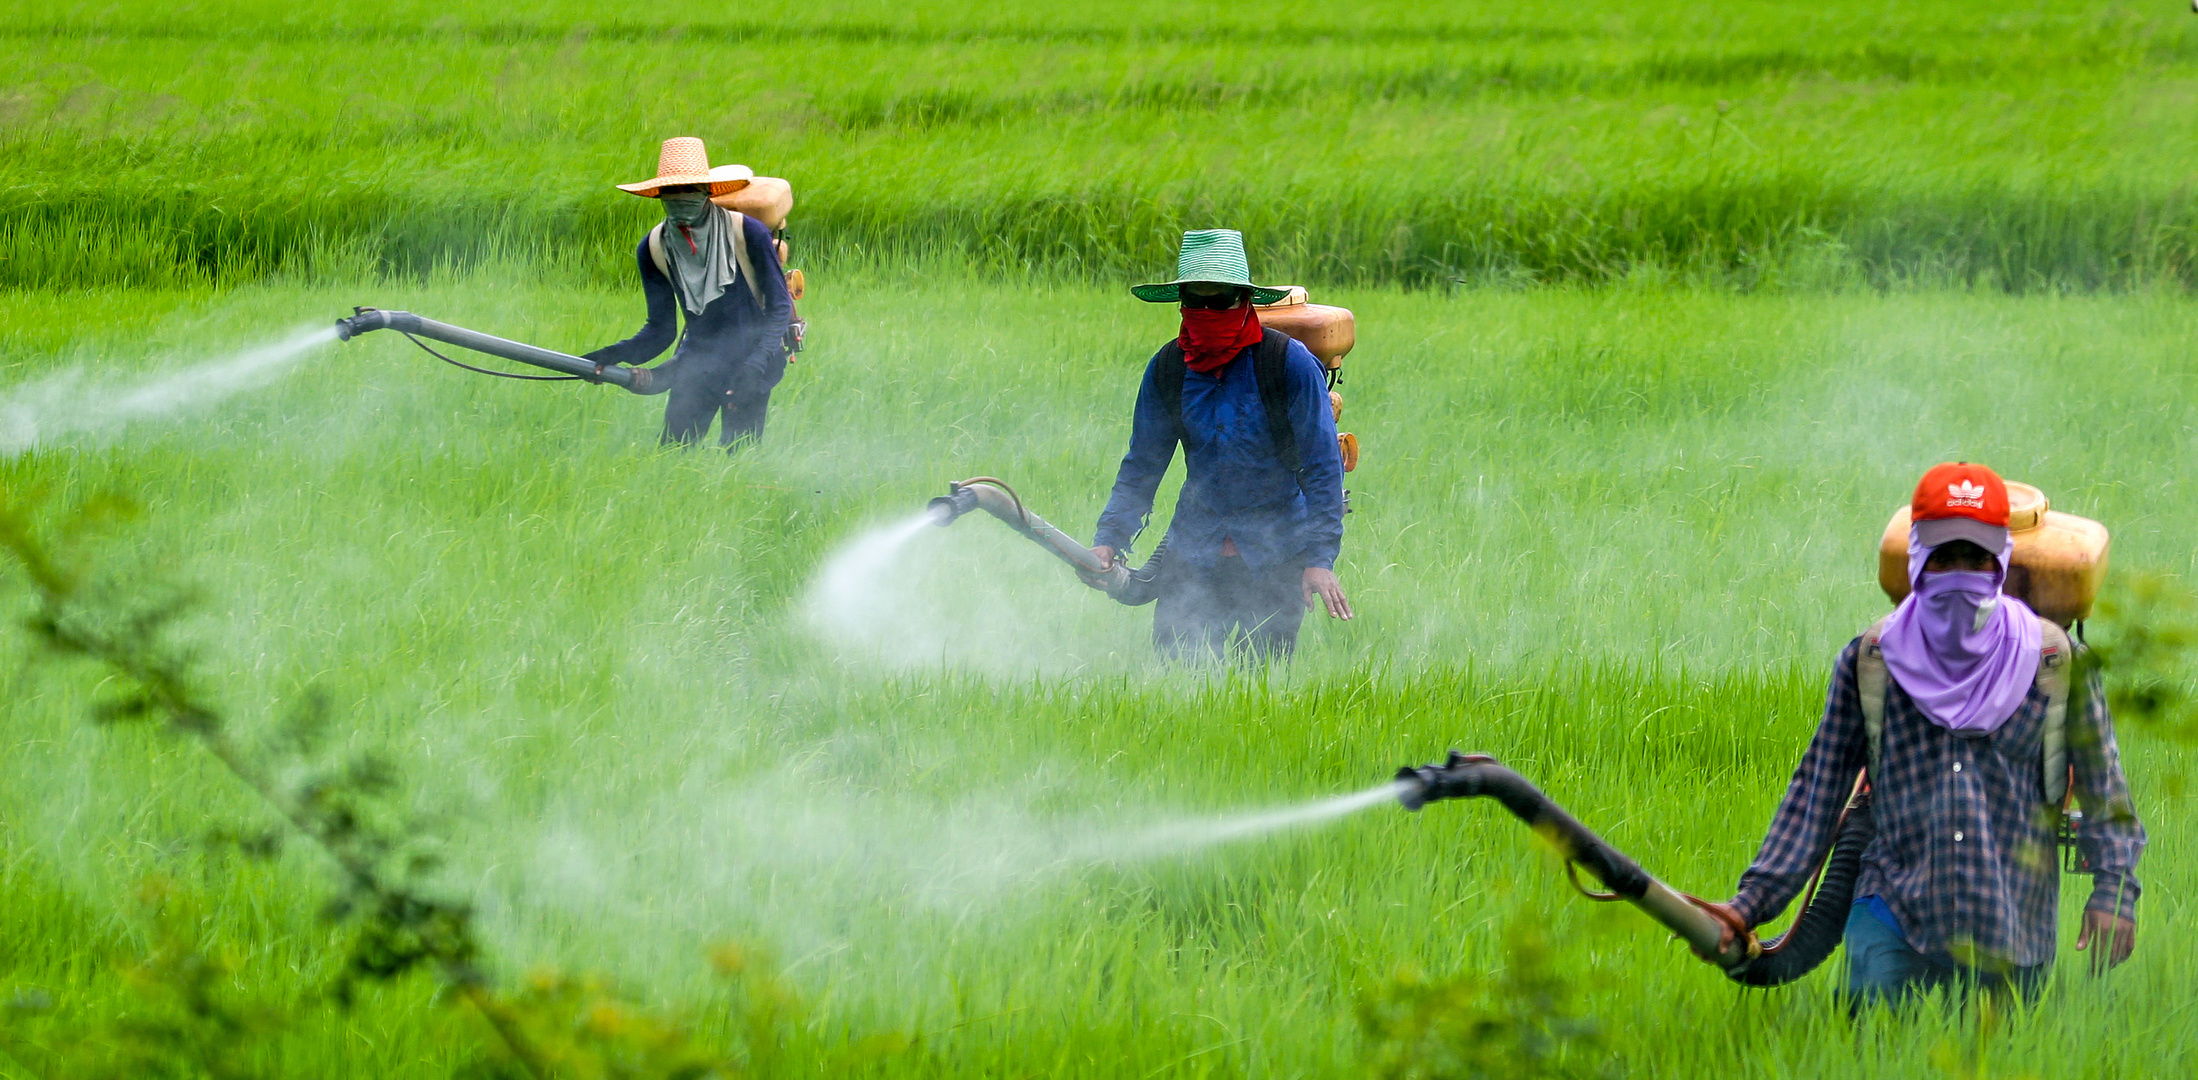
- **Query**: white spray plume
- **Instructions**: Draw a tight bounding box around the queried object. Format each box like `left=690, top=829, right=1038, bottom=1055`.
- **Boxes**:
left=495, top=768, right=1409, bottom=979
left=805, top=513, right=937, bottom=645
left=0, top=326, right=337, bottom=456
left=801, top=512, right=1130, bottom=672
left=1078, top=781, right=1409, bottom=862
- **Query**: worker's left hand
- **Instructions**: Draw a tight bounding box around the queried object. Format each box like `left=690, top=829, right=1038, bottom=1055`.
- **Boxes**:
left=1302, top=568, right=1353, bottom=619
left=2076, top=908, right=2136, bottom=972
left=1694, top=900, right=1749, bottom=961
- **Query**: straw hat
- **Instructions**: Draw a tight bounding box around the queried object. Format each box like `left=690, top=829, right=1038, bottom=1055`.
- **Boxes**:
left=1131, top=229, right=1291, bottom=305
left=617, top=137, right=754, bottom=198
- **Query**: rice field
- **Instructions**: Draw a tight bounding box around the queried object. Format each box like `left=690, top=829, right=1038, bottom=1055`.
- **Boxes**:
left=6, top=1, right=2198, bottom=290
left=4, top=2, right=2198, bottom=1078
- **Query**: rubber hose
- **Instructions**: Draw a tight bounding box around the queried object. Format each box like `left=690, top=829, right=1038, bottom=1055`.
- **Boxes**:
left=1727, top=797, right=1876, bottom=987
left=1108, top=535, right=1172, bottom=607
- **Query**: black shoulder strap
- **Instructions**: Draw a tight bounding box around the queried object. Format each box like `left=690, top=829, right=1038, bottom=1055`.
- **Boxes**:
left=1152, top=341, right=1188, bottom=441
left=1151, top=331, right=1301, bottom=473
left=1251, top=329, right=1302, bottom=476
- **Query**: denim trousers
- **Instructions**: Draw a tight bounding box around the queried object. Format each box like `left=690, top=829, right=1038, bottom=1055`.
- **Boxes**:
left=1842, top=905, right=2047, bottom=1010
left=1152, top=555, right=1304, bottom=661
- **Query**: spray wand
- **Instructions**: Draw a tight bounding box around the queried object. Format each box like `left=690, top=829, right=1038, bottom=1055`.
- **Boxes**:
left=1393, top=751, right=1874, bottom=987
left=333, top=308, right=665, bottom=394
left=926, top=477, right=1177, bottom=603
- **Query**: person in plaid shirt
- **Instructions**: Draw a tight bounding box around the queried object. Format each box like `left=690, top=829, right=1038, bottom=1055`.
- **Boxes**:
left=1701, top=463, right=2144, bottom=1006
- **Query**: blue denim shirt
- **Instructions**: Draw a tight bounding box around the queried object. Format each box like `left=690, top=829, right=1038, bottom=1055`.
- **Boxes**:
left=1094, top=337, right=1345, bottom=571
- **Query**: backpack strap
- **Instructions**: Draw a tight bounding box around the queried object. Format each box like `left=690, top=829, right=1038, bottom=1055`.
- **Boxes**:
left=724, top=209, right=765, bottom=309
left=1858, top=612, right=2073, bottom=805
left=1151, top=341, right=1189, bottom=442
left=1147, top=329, right=1301, bottom=473
left=2036, top=616, right=2071, bottom=805
left=646, top=223, right=670, bottom=279
left=1251, top=329, right=1303, bottom=477
left=645, top=210, right=767, bottom=309
left=1857, top=616, right=1891, bottom=785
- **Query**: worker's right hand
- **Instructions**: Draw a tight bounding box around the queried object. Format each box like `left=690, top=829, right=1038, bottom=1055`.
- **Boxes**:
left=1694, top=900, right=1749, bottom=960
left=1081, top=546, right=1117, bottom=591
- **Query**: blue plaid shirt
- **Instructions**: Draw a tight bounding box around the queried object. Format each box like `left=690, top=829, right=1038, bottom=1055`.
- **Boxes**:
left=1732, top=638, right=2144, bottom=969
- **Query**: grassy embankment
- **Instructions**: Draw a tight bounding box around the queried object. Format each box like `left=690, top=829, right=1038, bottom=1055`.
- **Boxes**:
left=4, top=1, right=2198, bottom=1077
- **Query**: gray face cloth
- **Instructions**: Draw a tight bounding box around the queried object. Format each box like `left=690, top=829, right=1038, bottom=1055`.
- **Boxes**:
left=659, top=192, right=712, bottom=226
left=658, top=195, right=738, bottom=315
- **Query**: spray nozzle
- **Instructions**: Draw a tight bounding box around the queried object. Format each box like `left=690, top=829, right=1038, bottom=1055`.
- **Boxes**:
left=334, top=307, right=391, bottom=342
left=1393, top=749, right=1503, bottom=811
left=926, top=482, right=981, bottom=526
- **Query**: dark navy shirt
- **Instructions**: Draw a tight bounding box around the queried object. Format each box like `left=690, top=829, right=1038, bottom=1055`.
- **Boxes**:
left=1094, top=337, right=1346, bottom=571
left=586, top=214, right=792, bottom=378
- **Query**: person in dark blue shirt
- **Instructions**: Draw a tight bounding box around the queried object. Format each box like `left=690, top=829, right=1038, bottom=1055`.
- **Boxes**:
left=1089, top=229, right=1351, bottom=660
left=584, top=138, right=794, bottom=449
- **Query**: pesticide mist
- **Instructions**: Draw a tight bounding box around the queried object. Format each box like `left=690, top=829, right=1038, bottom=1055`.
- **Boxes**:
left=802, top=511, right=1135, bottom=671
left=498, top=764, right=1409, bottom=982
left=1083, top=781, right=1409, bottom=862
left=0, top=325, right=337, bottom=456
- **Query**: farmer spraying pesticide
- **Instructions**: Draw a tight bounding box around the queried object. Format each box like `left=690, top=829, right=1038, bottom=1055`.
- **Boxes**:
left=1389, top=465, right=2141, bottom=994
left=1083, top=229, right=1351, bottom=661
left=1699, top=463, right=2145, bottom=1006
left=583, top=137, right=794, bottom=449
left=910, top=231, right=1361, bottom=641
left=333, top=137, right=806, bottom=446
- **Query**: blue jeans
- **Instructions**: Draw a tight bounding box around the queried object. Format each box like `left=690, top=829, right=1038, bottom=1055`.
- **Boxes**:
left=1843, top=903, right=2047, bottom=1009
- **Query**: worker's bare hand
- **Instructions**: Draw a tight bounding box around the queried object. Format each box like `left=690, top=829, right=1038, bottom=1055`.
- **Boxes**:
left=2076, top=909, right=2135, bottom=971
left=1079, top=546, right=1117, bottom=590
left=1302, top=568, right=1353, bottom=619
left=1694, top=900, right=1748, bottom=960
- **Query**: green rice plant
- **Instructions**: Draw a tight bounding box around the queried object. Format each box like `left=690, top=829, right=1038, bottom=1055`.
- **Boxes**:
left=2, top=273, right=2194, bottom=1076
left=5, top=0, right=2197, bottom=291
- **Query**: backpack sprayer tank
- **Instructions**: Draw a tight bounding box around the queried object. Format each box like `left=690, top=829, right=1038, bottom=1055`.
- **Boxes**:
left=332, top=308, right=665, bottom=394
left=1877, top=480, right=2109, bottom=626
left=1393, top=752, right=1873, bottom=988
left=1255, top=287, right=1359, bottom=472
left=714, top=176, right=808, bottom=355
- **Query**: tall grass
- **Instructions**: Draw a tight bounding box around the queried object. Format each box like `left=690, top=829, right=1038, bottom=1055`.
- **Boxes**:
left=5, top=0, right=2197, bottom=291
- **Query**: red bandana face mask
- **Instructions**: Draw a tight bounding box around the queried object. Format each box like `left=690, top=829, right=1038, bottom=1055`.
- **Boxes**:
left=1178, top=304, right=1264, bottom=373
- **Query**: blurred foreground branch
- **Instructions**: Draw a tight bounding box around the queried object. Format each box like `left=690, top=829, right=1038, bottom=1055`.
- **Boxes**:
left=0, top=488, right=555, bottom=1076
left=2085, top=571, right=2198, bottom=745
left=1358, top=914, right=1614, bottom=1080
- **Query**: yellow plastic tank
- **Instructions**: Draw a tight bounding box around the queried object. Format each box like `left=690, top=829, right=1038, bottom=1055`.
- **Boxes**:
left=1877, top=481, right=2110, bottom=627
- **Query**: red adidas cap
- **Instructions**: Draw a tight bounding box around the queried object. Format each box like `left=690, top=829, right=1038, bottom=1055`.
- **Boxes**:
left=1910, top=462, right=2011, bottom=551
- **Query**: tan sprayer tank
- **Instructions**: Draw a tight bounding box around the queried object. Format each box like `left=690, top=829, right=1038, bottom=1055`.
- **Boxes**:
left=1255, top=286, right=1355, bottom=369
left=1254, top=286, right=1360, bottom=472
left=713, top=176, right=794, bottom=231
left=1877, top=481, right=2110, bottom=627
left=712, top=176, right=808, bottom=349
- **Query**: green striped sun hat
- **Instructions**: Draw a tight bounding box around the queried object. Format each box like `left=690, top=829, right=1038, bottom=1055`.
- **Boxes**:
left=1130, top=229, right=1291, bottom=305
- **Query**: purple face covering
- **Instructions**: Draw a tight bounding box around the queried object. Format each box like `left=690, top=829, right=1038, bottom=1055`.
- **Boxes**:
left=1877, top=529, right=2040, bottom=735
